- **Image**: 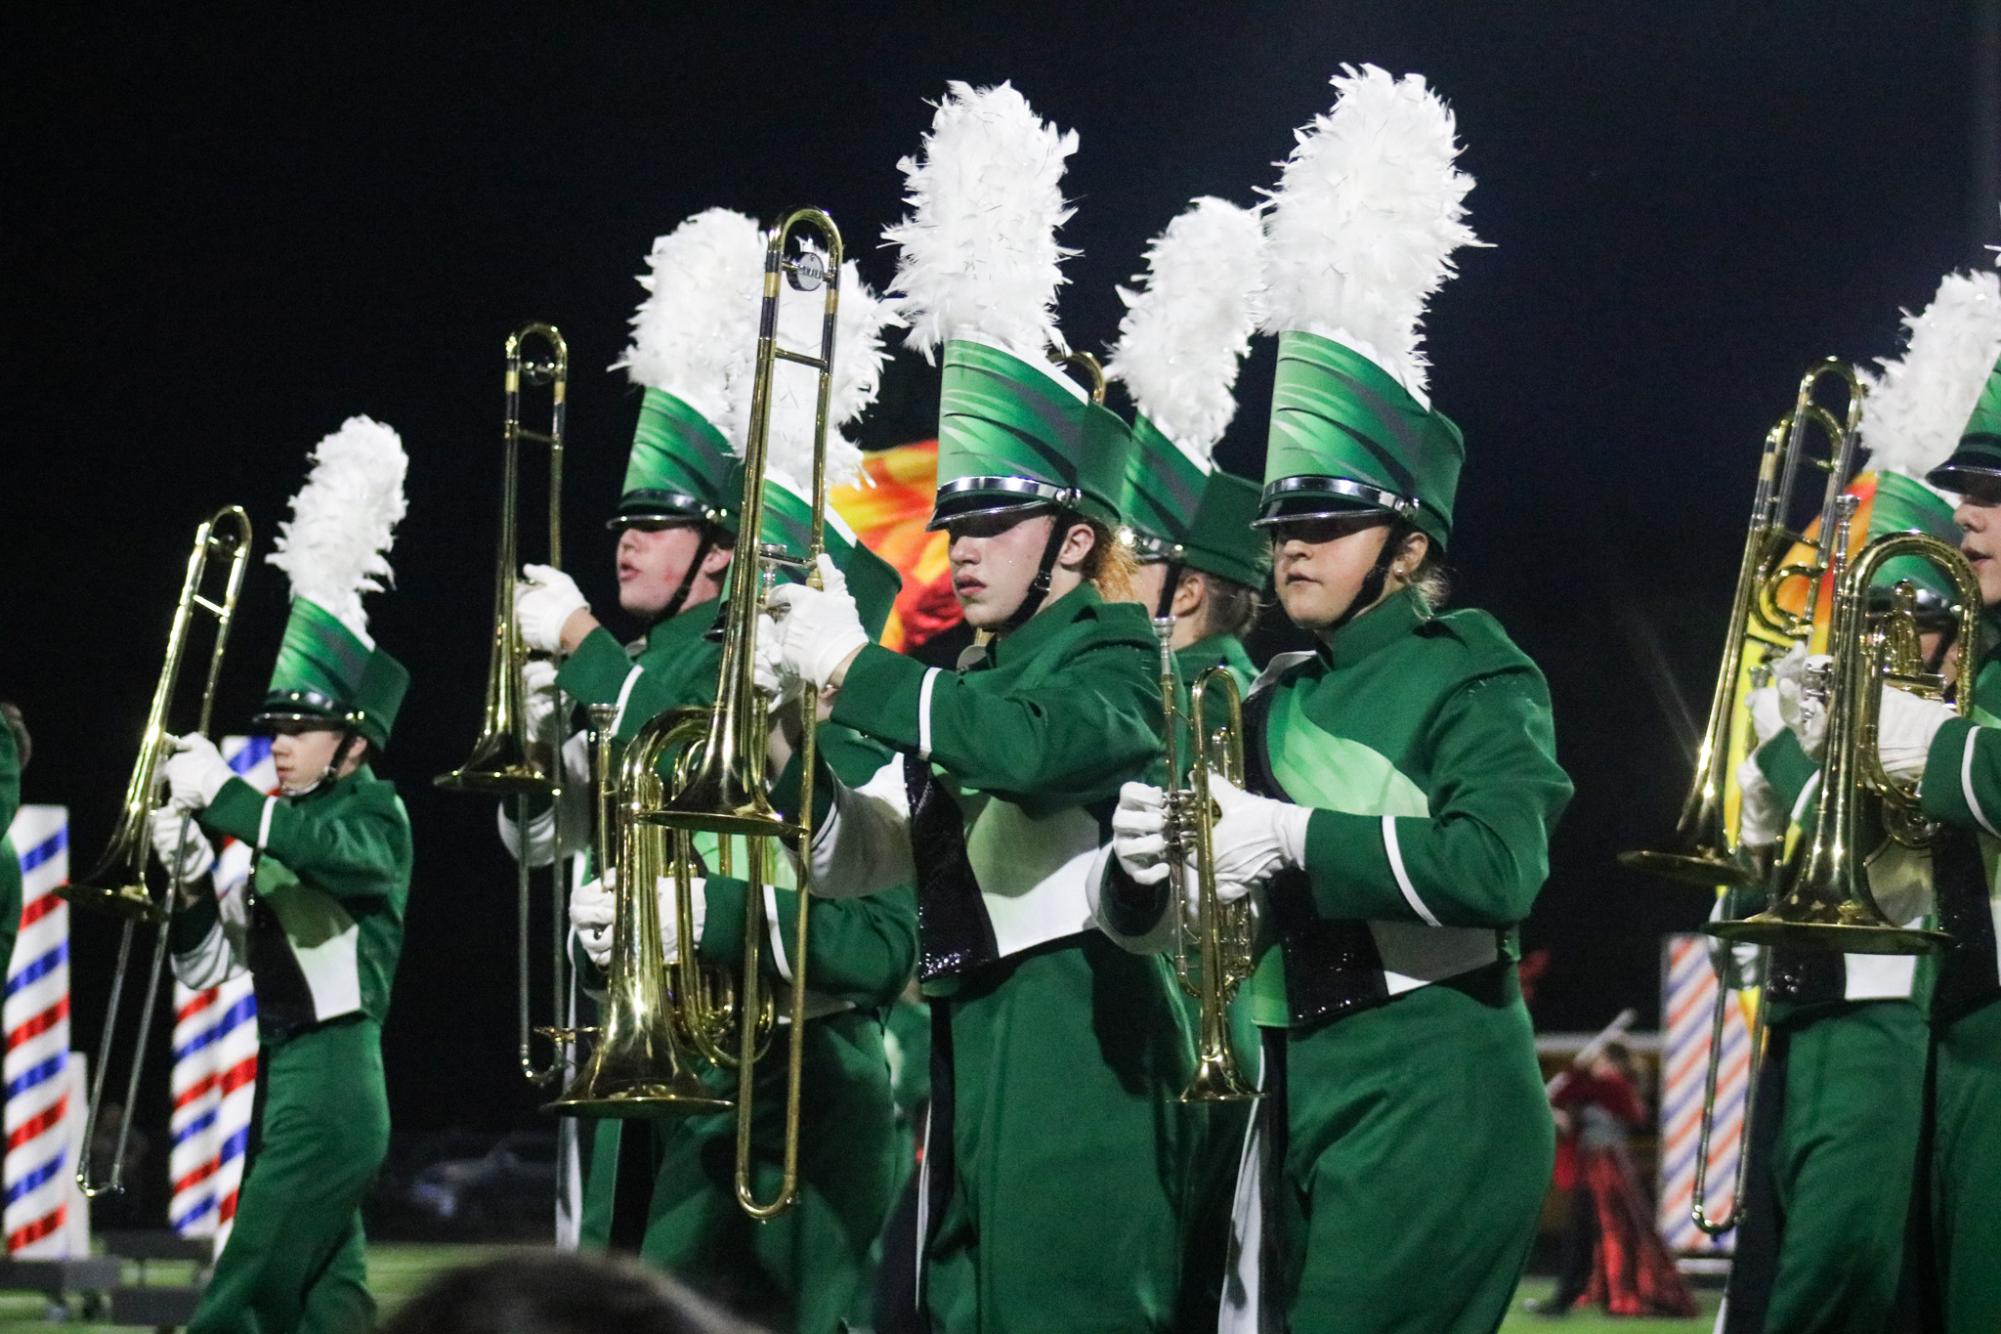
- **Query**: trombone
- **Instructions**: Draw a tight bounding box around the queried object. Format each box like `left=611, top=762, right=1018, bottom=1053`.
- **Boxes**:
left=436, top=323, right=574, bottom=1086
left=549, top=209, right=842, bottom=1221
left=63, top=505, right=252, bottom=1196
left=1710, top=499, right=1970, bottom=956
left=1157, top=635, right=1257, bottom=1104
left=1620, top=359, right=1864, bottom=888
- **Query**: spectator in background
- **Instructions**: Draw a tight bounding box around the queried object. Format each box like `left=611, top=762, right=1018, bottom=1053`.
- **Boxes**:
left=1532, top=1041, right=1696, bottom=1318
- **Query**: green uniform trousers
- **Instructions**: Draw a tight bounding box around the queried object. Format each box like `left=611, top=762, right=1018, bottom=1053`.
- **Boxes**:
left=1260, top=965, right=1550, bottom=1333
left=1752, top=1002, right=1926, bottom=1333
left=1930, top=997, right=2001, bottom=1332
left=580, top=1009, right=899, bottom=1332
left=189, top=1018, right=388, bottom=1334
left=924, top=934, right=1193, bottom=1334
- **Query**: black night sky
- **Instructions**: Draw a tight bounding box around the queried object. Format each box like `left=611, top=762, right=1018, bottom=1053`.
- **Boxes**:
left=4, top=4, right=1994, bottom=1138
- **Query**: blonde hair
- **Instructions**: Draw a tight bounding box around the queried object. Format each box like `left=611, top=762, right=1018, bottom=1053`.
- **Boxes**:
left=1082, top=519, right=1139, bottom=603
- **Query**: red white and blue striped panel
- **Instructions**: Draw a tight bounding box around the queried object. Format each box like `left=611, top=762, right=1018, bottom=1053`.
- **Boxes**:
left=5, top=806, right=73, bottom=1256
left=1658, top=933, right=1751, bottom=1253
left=167, top=737, right=265, bottom=1256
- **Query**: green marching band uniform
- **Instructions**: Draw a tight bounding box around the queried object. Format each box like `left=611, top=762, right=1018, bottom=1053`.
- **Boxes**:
left=501, top=212, right=919, bottom=1331
left=164, top=419, right=413, bottom=1333
left=1102, top=68, right=1571, bottom=1333
left=1106, top=193, right=1272, bottom=1329
left=1719, top=269, right=2001, bottom=1334
left=785, top=335, right=1195, bottom=1331
left=1896, top=361, right=2001, bottom=1332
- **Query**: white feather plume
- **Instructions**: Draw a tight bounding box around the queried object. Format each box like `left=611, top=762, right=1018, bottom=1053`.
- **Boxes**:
left=612, top=208, right=765, bottom=437
left=1105, top=197, right=1265, bottom=467
left=883, top=81, right=1078, bottom=366
left=267, top=416, right=409, bottom=638
left=1260, top=64, right=1482, bottom=399
left=762, top=250, right=904, bottom=492
left=1859, top=268, right=2001, bottom=487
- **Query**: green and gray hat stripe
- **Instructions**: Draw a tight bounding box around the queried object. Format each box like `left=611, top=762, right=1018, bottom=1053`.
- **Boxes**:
left=255, top=597, right=409, bottom=749
left=613, top=387, right=739, bottom=529
left=1124, top=413, right=1208, bottom=552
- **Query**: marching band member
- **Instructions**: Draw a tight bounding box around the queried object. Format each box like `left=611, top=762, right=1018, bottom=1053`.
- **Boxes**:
left=1721, top=269, right=2001, bottom=1334
left=500, top=209, right=760, bottom=1260
left=1829, top=331, right=2001, bottom=1331
left=0, top=702, right=27, bottom=974
left=158, top=418, right=411, bottom=1333
left=766, top=82, right=1193, bottom=1331
left=536, top=220, right=918, bottom=1331
left=1106, top=196, right=1269, bottom=693
left=1111, top=67, right=1571, bottom=1332
left=1104, top=195, right=1270, bottom=1327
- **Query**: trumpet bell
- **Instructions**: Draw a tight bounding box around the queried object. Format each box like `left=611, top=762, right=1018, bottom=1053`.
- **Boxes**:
left=542, top=1032, right=734, bottom=1118
left=433, top=729, right=556, bottom=798
left=1179, top=1051, right=1257, bottom=1105
left=1706, top=907, right=1946, bottom=955
left=1617, top=847, right=1762, bottom=888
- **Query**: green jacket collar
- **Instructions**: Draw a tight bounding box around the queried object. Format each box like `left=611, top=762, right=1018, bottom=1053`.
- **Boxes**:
left=642, top=597, right=722, bottom=656
left=1320, top=585, right=1427, bottom=670
left=291, top=761, right=378, bottom=806
left=987, top=581, right=1103, bottom=670
left=1179, top=632, right=1253, bottom=677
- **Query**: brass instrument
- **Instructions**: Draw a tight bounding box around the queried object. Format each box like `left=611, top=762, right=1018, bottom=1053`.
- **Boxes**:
left=543, top=707, right=726, bottom=1116
left=65, top=505, right=252, bottom=1197
left=1709, top=500, right=1970, bottom=955
left=1621, top=360, right=1863, bottom=887
left=555, top=210, right=843, bottom=1221
left=1156, top=624, right=1257, bottom=1103
left=436, top=323, right=573, bottom=1085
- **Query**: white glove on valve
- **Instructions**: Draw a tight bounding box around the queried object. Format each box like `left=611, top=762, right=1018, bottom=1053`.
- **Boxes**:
left=516, top=564, right=588, bottom=655
left=148, top=806, right=215, bottom=883
left=1110, top=783, right=1171, bottom=886
left=521, top=658, right=562, bottom=743
left=767, top=555, right=869, bottom=690
left=571, top=872, right=616, bottom=971
left=1877, top=686, right=1956, bottom=784
left=1745, top=684, right=1784, bottom=748
left=753, top=611, right=799, bottom=703
left=1206, top=772, right=1313, bottom=893
left=162, top=734, right=234, bottom=812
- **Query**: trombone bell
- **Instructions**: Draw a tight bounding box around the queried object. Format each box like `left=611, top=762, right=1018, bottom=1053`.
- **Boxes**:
left=1617, top=847, right=1759, bottom=889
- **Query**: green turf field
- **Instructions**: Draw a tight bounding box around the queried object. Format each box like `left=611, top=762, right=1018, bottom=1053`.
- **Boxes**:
left=0, top=1246, right=1723, bottom=1331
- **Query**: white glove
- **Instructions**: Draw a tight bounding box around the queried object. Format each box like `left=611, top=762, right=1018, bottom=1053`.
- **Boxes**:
left=653, top=873, right=707, bottom=966
left=1774, top=646, right=1831, bottom=761
left=767, top=554, right=869, bottom=690
left=515, top=564, right=588, bottom=654
left=1734, top=753, right=1784, bottom=852
left=161, top=734, right=234, bottom=812
left=1206, top=772, right=1314, bottom=896
left=753, top=611, right=799, bottom=703
left=571, top=872, right=616, bottom=970
left=148, top=806, right=215, bottom=883
left=1110, top=782, right=1171, bottom=885
left=1745, top=684, right=1784, bottom=748
left=1878, top=686, right=1956, bottom=784
left=521, top=658, right=562, bottom=743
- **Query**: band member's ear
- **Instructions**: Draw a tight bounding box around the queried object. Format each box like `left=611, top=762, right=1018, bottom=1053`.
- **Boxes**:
left=701, top=537, right=734, bottom=578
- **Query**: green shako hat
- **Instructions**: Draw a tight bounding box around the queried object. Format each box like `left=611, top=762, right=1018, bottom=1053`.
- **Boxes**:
left=1107, top=196, right=1268, bottom=585
left=882, top=83, right=1127, bottom=530
left=1861, top=265, right=2001, bottom=496
left=257, top=416, right=411, bottom=750
left=1854, top=266, right=2001, bottom=609
left=730, top=471, right=904, bottom=638
left=608, top=209, right=765, bottom=529
left=1254, top=65, right=1481, bottom=551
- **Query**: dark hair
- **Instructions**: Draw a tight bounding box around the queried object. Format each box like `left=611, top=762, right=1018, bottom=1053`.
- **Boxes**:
left=1191, top=572, right=1262, bottom=640
left=0, top=702, right=28, bottom=769
left=378, top=1251, right=763, bottom=1334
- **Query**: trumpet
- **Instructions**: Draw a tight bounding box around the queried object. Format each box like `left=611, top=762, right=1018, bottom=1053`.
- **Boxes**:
left=1157, top=625, right=1258, bottom=1104
left=1709, top=498, right=1970, bottom=956
left=64, top=505, right=252, bottom=1197
left=1621, top=360, right=1863, bottom=888
left=551, top=210, right=843, bottom=1221
left=435, top=323, right=574, bottom=1086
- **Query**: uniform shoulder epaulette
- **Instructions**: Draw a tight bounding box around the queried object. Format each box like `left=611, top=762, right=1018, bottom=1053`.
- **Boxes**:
left=1417, top=606, right=1540, bottom=680
left=1085, top=598, right=1162, bottom=649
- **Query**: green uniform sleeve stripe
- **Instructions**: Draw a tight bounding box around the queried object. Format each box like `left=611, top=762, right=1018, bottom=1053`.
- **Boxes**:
left=202, top=777, right=270, bottom=846
left=831, top=644, right=929, bottom=753
left=1922, top=717, right=1998, bottom=835
left=1301, top=809, right=1425, bottom=923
